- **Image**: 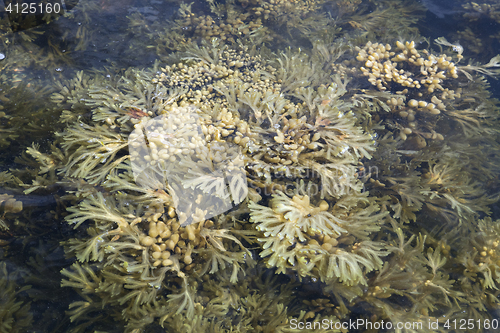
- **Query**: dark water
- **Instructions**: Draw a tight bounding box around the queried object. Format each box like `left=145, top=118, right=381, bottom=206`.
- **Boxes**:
left=1, top=0, right=500, bottom=332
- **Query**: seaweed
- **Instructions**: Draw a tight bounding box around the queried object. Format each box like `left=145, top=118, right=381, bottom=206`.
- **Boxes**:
left=0, top=262, right=33, bottom=333
left=5, top=1, right=500, bottom=331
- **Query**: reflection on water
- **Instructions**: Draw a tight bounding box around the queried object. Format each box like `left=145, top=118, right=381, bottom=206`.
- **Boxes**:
left=1, top=0, right=500, bottom=332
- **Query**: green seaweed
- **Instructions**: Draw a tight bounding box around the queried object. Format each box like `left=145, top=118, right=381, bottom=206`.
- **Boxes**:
left=2, top=0, right=500, bottom=332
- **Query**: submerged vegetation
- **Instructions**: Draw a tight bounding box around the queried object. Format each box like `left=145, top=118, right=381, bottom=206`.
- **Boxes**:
left=1, top=0, right=500, bottom=332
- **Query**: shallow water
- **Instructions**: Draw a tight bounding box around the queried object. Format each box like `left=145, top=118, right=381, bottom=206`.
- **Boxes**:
left=1, top=0, right=500, bottom=332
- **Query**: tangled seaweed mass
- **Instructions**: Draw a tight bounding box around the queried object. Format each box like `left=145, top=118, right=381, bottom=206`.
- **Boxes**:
left=2, top=0, right=500, bottom=332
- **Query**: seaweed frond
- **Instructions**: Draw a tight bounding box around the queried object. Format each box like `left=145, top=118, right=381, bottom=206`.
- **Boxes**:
left=58, top=123, right=129, bottom=183
left=250, top=190, right=387, bottom=285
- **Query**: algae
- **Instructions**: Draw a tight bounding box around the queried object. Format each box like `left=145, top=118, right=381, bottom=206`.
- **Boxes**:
left=1, top=0, right=500, bottom=332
